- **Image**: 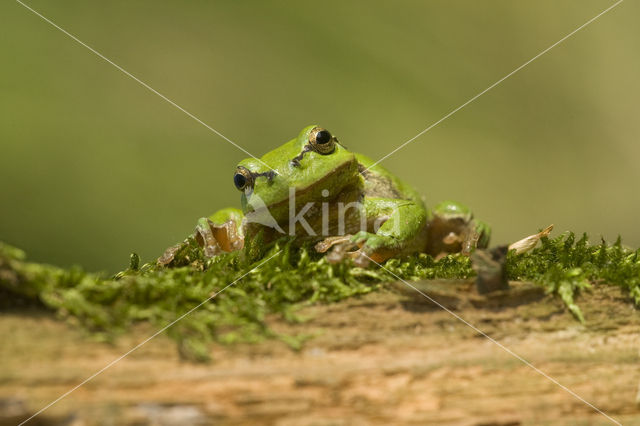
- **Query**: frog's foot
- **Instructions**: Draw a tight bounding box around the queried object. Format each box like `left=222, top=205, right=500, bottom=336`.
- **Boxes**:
left=349, top=231, right=400, bottom=267
left=315, top=235, right=360, bottom=264
left=426, top=201, right=491, bottom=258
left=158, top=243, right=187, bottom=266
left=194, top=217, right=244, bottom=257
left=315, top=235, right=354, bottom=254
left=316, top=233, right=396, bottom=267
left=431, top=222, right=486, bottom=259
left=461, top=220, right=491, bottom=256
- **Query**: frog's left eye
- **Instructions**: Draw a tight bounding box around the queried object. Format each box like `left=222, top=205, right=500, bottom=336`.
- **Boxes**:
left=233, top=167, right=253, bottom=191
left=308, top=127, right=336, bottom=154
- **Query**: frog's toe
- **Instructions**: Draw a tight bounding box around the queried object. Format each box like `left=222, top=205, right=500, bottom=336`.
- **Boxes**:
left=315, top=235, right=354, bottom=254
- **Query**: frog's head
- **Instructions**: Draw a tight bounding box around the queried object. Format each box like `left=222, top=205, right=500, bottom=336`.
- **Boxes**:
left=234, top=125, right=360, bottom=225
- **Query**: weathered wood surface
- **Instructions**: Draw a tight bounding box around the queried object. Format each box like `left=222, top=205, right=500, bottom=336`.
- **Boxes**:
left=1, top=282, right=639, bottom=425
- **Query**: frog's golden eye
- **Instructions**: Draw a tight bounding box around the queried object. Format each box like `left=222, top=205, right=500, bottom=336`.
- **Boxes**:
left=233, top=167, right=253, bottom=191
left=309, top=127, right=336, bottom=154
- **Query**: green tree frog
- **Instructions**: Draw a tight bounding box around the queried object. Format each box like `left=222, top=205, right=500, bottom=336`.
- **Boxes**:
left=160, top=125, right=490, bottom=267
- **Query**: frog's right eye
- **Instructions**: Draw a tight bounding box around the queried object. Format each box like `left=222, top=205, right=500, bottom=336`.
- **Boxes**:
left=233, top=167, right=253, bottom=191
left=308, top=127, right=336, bottom=154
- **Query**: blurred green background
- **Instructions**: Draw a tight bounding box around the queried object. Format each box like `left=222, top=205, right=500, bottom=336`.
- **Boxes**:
left=1, top=0, right=638, bottom=273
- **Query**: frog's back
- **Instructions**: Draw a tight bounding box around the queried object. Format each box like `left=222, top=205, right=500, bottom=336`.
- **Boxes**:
left=354, top=153, right=424, bottom=204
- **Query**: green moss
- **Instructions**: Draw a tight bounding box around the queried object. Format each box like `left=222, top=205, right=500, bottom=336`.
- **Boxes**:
left=1, top=232, right=638, bottom=361
left=507, top=232, right=640, bottom=321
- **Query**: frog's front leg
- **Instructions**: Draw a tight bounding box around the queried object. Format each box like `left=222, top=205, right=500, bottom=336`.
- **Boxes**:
left=195, top=207, right=245, bottom=257
left=350, top=197, right=428, bottom=266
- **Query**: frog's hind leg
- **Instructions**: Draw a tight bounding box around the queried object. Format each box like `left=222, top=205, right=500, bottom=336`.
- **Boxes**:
left=425, top=200, right=491, bottom=258
left=195, top=208, right=245, bottom=257
left=158, top=208, right=245, bottom=266
left=473, top=219, right=491, bottom=250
